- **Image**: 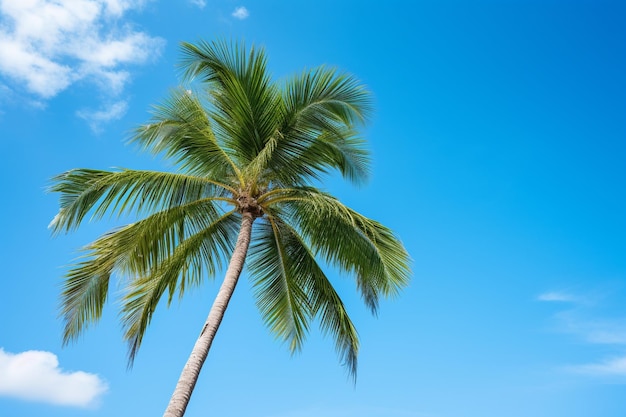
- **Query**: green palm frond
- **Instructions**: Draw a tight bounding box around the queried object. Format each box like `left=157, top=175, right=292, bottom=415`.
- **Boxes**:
left=92, top=198, right=225, bottom=276
left=121, top=210, right=240, bottom=364
left=311, top=129, right=370, bottom=184
left=249, top=214, right=360, bottom=378
left=308, top=273, right=360, bottom=380
left=245, top=67, right=372, bottom=186
left=268, top=127, right=371, bottom=187
left=132, top=88, right=242, bottom=183
left=49, top=169, right=233, bottom=235
left=265, top=187, right=411, bottom=314
left=180, top=40, right=282, bottom=167
left=283, top=66, right=372, bottom=128
left=60, top=249, right=113, bottom=345
left=60, top=199, right=232, bottom=343
left=247, top=217, right=312, bottom=352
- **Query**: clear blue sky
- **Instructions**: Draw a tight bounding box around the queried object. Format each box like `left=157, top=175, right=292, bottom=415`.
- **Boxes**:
left=1, top=1, right=625, bottom=416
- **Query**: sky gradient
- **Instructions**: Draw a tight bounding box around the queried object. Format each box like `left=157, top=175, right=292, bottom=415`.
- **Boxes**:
left=1, top=1, right=625, bottom=416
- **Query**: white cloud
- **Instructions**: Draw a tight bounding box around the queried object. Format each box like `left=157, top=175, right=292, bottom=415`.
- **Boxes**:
left=0, top=0, right=163, bottom=99
left=232, top=6, right=249, bottom=20
left=102, top=0, right=145, bottom=16
left=539, top=287, right=626, bottom=382
left=190, top=0, right=206, bottom=8
left=537, top=291, right=580, bottom=303
left=0, top=348, right=108, bottom=407
left=77, top=100, right=129, bottom=132
left=555, top=311, right=626, bottom=345
left=0, top=83, right=13, bottom=104
left=0, top=81, right=45, bottom=110
left=0, top=34, right=73, bottom=98
left=568, top=355, right=626, bottom=377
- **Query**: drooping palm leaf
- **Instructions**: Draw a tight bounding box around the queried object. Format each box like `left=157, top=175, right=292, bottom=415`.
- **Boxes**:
left=60, top=198, right=233, bottom=343
left=264, top=187, right=411, bottom=314
left=249, top=213, right=361, bottom=377
left=60, top=249, right=113, bottom=345
left=247, top=217, right=312, bottom=352
left=121, top=210, right=240, bottom=363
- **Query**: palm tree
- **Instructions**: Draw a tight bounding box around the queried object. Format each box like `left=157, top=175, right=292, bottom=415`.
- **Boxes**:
left=50, top=40, right=411, bottom=417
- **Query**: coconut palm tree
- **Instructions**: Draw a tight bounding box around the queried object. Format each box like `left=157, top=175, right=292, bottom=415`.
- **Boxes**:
left=50, top=40, right=411, bottom=417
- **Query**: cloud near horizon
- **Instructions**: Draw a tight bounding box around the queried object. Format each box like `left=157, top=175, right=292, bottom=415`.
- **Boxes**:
left=568, top=355, right=626, bottom=377
left=539, top=288, right=626, bottom=381
left=0, top=348, right=108, bottom=407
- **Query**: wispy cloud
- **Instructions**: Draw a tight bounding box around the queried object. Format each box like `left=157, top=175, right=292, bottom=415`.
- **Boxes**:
left=0, top=83, right=13, bottom=116
left=539, top=287, right=626, bottom=381
left=555, top=310, right=626, bottom=345
left=537, top=291, right=580, bottom=303
left=0, top=0, right=163, bottom=127
left=0, top=81, right=46, bottom=112
left=77, top=100, right=129, bottom=133
left=232, top=6, right=249, bottom=20
left=568, top=355, right=626, bottom=377
left=190, top=0, right=206, bottom=8
left=0, top=348, right=108, bottom=407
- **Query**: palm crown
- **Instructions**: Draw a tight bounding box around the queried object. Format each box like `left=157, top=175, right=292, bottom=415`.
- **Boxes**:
left=51, top=39, right=411, bottom=415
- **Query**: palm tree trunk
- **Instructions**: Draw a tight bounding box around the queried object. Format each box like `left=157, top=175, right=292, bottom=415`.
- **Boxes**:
left=162, top=212, right=255, bottom=417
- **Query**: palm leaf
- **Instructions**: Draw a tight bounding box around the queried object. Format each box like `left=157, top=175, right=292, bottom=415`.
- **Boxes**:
left=132, top=88, right=242, bottom=183
left=264, top=187, right=411, bottom=314
left=59, top=250, right=113, bottom=345
left=59, top=198, right=232, bottom=343
left=49, top=169, right=233, bottom=234
left=283, top=66, right=372, bottom=128
left=121, top=210, right=240, bottom=364
left=268, top=127, right=371, bottom=187
left=180, top=40, right=282, bottom=167
left=254, top=214, right=361, bottom=378
left=243, top=67, right=372, bottom=187
left=247, top=217, right=312, bottom=352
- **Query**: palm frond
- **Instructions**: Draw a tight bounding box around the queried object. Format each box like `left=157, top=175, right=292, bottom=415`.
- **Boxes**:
left=266, top=127, right=371, bottom=187
left=261, top=216, right=359, bottom=380
left=59, top=199, right=232, bottom=343
left=49, top=169, right=233, bottom=235
left=132, top=88, right=242, bottom=183
left=265, top=188, right=411, bottom=314
left=247, top=217, right=311, bottom=352
left=121, top=210, right=240, bottom=364
left=245, top=66, right=372, bottom=186
left=59, top=250, right=113, bottom=344
left=92, top=198, right=226, bottom=276
left=309, top=275, right=360, bottom=380
left=283, top=66, right=372, bottom=128
left=180, top=40, right=282, bottom=167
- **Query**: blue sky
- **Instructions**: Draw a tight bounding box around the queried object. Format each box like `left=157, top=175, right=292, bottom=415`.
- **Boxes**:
left=1, top=1, right=625, bottom=416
